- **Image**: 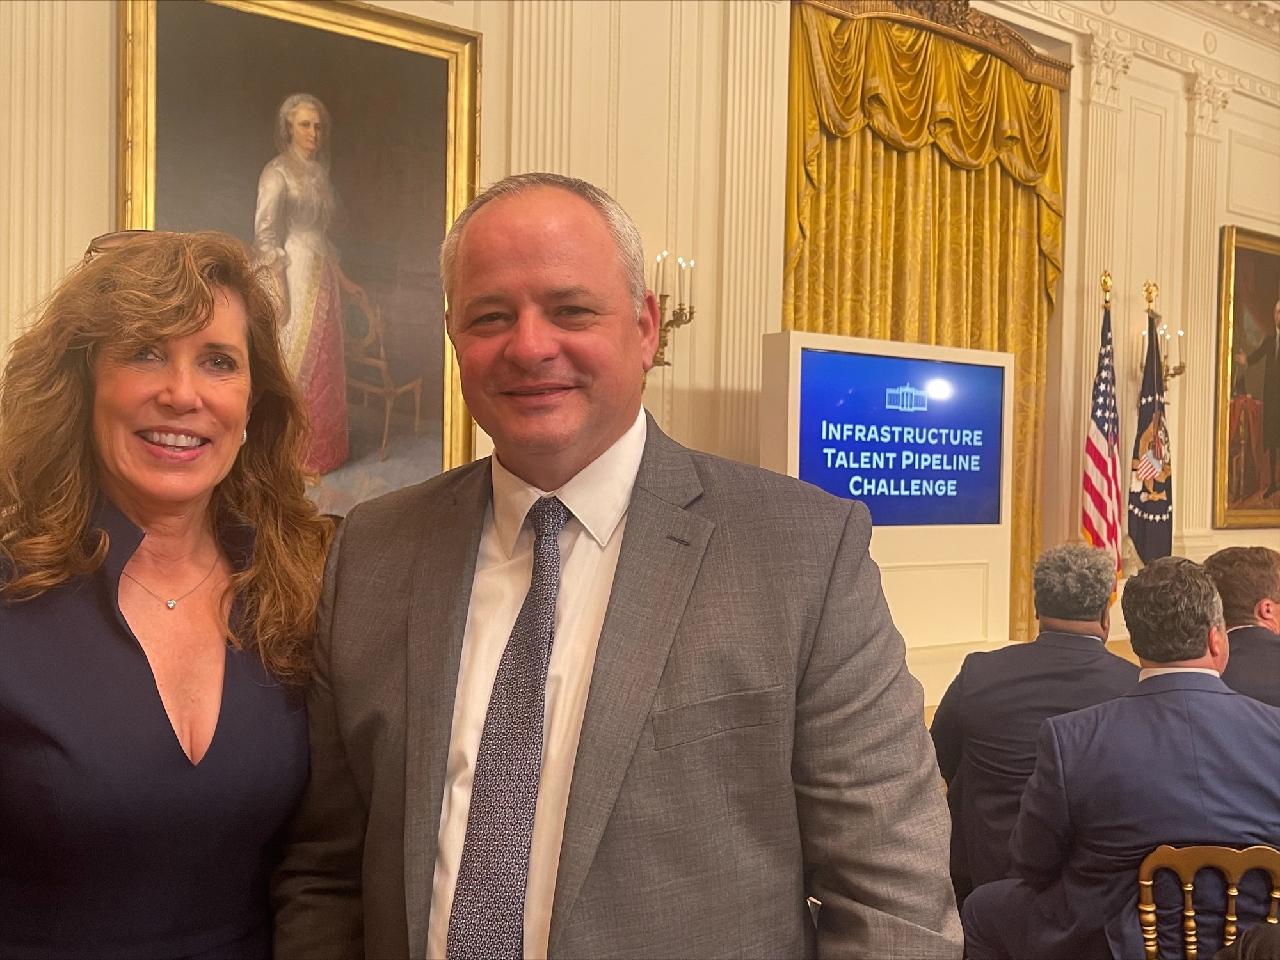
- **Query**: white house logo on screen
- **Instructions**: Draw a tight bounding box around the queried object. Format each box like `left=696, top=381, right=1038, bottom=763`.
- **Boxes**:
left=885, top=384, right=928, bottom=412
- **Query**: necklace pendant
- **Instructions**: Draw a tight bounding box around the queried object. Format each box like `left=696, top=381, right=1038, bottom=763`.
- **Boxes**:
left=166, top=599, right=177, bottom=610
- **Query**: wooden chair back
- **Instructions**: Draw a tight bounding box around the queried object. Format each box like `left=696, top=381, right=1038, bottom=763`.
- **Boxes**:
left=1137, top=844, right=1280, bottom=960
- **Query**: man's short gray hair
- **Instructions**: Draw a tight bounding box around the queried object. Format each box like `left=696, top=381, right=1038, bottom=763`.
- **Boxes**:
left=439, top=172, right=647, bottom=317
left=1120, top=556, right=1226, bottom=663
left=1033, top=544, right=1115, bottom=621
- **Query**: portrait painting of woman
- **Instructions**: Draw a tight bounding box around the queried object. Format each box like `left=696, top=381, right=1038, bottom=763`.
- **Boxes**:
left=254, top=92, right=366, bottom=475
left=130, top=0, right=476, bottom=511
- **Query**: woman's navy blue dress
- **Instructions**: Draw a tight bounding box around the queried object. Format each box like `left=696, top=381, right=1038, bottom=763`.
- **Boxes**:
left=0, top=504, right=309, bottom=959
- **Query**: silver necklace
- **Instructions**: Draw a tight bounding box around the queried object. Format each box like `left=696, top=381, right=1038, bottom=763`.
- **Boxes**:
left=121, top=555, right=220, bottom=610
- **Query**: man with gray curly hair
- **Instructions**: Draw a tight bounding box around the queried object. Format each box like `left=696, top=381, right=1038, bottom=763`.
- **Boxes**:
left=961, top=556, right=1280, bottom=959
left=931, top=543, right=1137, bottom=904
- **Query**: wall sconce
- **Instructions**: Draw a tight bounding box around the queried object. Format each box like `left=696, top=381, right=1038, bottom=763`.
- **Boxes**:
left=1138, top=280, right=1186, bottom=390
left=650, top=249, right=695, bottom=367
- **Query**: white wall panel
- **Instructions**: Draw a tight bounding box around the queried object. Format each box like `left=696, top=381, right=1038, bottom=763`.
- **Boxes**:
left=1227, top=130, right=1280, bottom=223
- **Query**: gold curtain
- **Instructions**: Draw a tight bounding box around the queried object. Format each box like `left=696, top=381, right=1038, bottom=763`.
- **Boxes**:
left=784, top=2, right=1064, bottom=641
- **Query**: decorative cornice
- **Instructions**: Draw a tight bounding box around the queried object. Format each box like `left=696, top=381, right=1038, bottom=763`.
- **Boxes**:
left=1164, top=0, right=1280, bottom=50
left=1086, top=35, right=1132, bottom=108
left=1187, top=73, right=1232, bottom=135
left=1004, top=0, right=1280, bottom=108
left=798, top=0, right=1073, bottom=88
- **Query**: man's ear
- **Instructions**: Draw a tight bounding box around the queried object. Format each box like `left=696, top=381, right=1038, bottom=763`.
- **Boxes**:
left=1207, top=624, right=1229, bottom=665
left=638, top=292, right=660, bottom=372
left=1255, top=596, right=1280, bottom=631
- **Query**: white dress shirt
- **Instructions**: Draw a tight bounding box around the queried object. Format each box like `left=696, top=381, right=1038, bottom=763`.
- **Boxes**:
left=1137, top=666, right=1221, bottom=681
left=426, top=409, right=647, bottom=960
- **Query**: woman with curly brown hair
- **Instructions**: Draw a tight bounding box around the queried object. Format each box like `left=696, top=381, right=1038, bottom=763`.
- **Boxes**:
left=0, top=230, right=332, bottom=959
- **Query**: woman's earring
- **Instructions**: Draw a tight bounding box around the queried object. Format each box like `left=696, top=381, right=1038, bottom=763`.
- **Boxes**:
left=241, top=429, right=248, bottom=446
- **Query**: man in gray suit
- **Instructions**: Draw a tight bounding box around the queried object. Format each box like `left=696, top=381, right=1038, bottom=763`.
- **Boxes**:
left=273, top=172, right=960, bottom=959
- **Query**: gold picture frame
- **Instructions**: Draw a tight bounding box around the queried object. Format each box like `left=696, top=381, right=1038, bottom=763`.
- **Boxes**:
left=1214, top=225, right=1280, bottom=528
left=118, top=0, right=478, bottom=513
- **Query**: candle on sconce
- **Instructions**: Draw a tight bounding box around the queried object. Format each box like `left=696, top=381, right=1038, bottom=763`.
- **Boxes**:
left=653, top=254, right=662, bottom=294
left=676, top=256, right=686, bottom=306
left=687, top=259, right=695, bottom=311
left=1176, top=329, right=1185, bottom=368
left=660, top=250, right=670, bottom=298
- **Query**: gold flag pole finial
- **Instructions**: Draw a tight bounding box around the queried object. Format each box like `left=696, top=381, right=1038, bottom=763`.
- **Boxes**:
left=1142, top=279, right=1159, bottom=314
left=1100, top=270, right=1112, bottom=306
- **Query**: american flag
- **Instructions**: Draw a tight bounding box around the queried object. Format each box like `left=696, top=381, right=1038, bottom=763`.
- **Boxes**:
left=1082, top=308, right=1123, bottom=570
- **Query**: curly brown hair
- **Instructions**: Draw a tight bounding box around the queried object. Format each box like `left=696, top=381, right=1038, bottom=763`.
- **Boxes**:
left=0, top=230, right=332, bottom=682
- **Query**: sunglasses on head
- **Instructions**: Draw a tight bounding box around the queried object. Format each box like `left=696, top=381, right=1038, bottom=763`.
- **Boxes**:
left=81, top=229, right=185, bottom=264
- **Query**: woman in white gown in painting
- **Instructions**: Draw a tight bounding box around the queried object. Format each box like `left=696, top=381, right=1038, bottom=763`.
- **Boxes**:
left=254, top=93, right=365, bottom=474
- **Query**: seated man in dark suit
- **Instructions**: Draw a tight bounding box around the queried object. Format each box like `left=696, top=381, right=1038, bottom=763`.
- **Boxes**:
left=962, top=556, right=1280, bottom=960
left=930, top=543, right=1137, bottom=903
left=1205, top=545, right=1280, bottom=707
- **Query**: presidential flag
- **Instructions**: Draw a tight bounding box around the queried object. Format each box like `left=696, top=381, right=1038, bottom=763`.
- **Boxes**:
left=1128, top=313, right=1173, bottom=563
left=1082, top=308, right=1122, bottom=571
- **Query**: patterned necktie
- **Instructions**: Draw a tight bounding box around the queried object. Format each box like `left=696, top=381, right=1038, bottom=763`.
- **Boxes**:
left=446, top=495, right=571, bottom=960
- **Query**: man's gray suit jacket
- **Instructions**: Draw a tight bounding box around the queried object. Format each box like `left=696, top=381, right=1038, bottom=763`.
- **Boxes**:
left=273, top=418, right=961, bottom=959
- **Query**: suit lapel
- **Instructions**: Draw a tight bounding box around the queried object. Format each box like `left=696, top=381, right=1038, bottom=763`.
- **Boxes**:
left=548, top=423, right=713, bottom=951
left=402, top=463, right=491, bottom=959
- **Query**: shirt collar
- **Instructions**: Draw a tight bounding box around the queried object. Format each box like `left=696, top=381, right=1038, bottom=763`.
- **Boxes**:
left=490, top=408, right=648, bottom=558
left=93, top=496, right=255, bottom=576
left=1036, top=630, right=1105, bottom=645
left=1227, top=623, right=1279, bottom=636
left=1138, top=666, right=1221, bottom=681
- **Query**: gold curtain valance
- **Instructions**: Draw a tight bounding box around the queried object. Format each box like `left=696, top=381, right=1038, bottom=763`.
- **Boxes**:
left=786, top=3, right=1063, bottom=308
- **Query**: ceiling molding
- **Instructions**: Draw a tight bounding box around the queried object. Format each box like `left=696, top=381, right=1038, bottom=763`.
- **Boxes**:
left=1003, top=0, right=1280, bottom=108
left=1168, top=0, right=1280, bottom=50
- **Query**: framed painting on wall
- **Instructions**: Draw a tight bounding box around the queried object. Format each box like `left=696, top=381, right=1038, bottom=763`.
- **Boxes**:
left=118, top=0, right=478, bottom=514
left=1214, top=225, right=1280, bottom=529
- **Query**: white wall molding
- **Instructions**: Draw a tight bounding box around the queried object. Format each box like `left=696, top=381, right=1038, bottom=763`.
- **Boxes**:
left=1190, top=73, right=1233, bottom=134
left=1087, top=34, right=1133, bottom=107
left=605, top=0, right=621, bottom=197
left=1008, top=1, right=1280, bottom=108
left=2, top=1, right=67, bottom=350
left=1177, top=71, right=1227, bottom=536
left=0, top=0, right=113, bottom=354
left=711, top=0, right=789, bottom=466
left=1073, top=37, right=1126, bottom=540
left=509, top=0, right=574, bottom=174
left=1165, top=0, right=1280, bottom=50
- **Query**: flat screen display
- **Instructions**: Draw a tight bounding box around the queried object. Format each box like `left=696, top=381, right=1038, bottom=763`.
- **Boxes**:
left=798, top=348, right=1005, bottom=526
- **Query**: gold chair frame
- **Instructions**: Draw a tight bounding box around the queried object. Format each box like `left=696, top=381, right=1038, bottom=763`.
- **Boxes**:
left=345, top=296, right=424, bottom=462
left=1137, top=844, right=1280, bottom=960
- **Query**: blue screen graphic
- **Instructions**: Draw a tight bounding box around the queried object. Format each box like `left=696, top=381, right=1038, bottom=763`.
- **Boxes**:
left=798, top=348, right=1005, bottom=526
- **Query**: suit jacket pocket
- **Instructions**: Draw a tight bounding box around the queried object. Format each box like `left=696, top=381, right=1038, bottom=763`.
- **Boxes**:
left=651, top=683, right=788, bottom=750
